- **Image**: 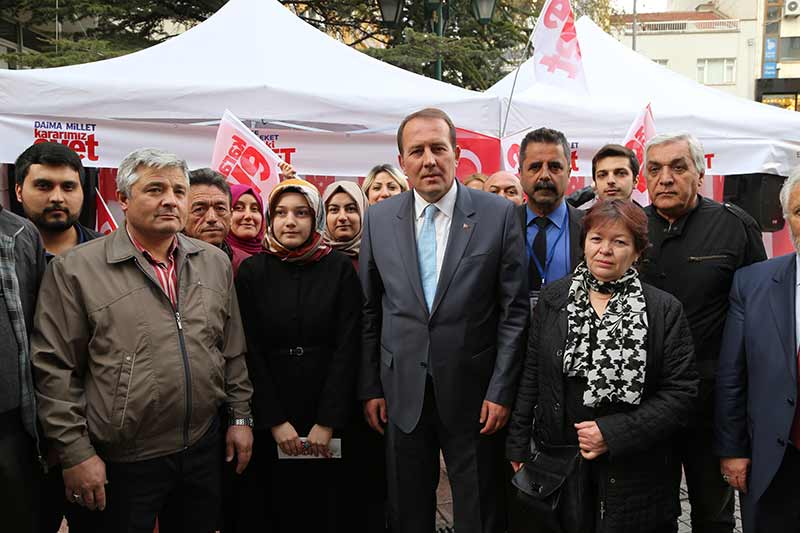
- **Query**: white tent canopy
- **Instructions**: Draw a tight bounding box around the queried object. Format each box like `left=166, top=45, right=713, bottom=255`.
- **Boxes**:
left=491, top=17, right=800, bottom=177
left=0, top=0, right=499, bottom=133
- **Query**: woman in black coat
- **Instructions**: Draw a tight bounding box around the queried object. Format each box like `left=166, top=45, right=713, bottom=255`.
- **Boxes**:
left=506, top=200, right=699, bottom=533
left=234, top=179, right=362, bottom=532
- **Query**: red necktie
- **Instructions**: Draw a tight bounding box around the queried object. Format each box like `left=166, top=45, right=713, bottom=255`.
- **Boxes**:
left=791, top=347, right=800, bottom=449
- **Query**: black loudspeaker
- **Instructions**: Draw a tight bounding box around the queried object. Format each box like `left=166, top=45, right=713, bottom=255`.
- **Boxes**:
left=723, top=173, right=786, bottom=232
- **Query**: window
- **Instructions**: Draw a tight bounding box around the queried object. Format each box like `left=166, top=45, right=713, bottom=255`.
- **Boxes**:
left=653, top=59, right=669, bottom=67
left=781, top=37, right=800, bottom=61
left=696, top=58, right=736, bottom=84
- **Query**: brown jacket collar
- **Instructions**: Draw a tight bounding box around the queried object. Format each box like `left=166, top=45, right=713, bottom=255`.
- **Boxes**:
left=105, top=227, right=204, bottom=266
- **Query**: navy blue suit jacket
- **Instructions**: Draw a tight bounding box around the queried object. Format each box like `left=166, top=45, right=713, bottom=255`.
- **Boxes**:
left=714, top=253, right=797, bottom=529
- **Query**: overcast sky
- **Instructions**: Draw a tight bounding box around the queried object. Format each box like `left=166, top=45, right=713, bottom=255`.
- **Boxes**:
left=612, top=0, right=669, bottom=13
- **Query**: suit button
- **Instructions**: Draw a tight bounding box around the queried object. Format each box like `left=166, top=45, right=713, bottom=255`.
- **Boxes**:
left=789, top=398, right=796, bottom=406
left=778, top=438, right=786, bottom=447
left=610, top=478, right=616, bottom=484
left=420, top=362, right=428, bottom=368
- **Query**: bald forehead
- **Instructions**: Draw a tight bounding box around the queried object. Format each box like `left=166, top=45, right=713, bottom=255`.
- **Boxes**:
left=485, top=171, right=522, bottom=189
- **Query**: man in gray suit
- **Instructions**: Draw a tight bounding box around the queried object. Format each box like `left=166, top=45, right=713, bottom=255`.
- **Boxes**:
left=359, top=108, right=529, bottom=533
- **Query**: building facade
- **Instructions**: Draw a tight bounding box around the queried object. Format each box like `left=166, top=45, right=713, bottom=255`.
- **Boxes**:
left=613, top=1, right=763, bottom=100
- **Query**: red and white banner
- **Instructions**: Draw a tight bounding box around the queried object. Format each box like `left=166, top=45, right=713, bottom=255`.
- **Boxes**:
left=532, top=0, right=588, bottom=94
left=211, top=110, right=284, bottom=209
left=95, top=187, right=118, bottom=235
left=455, top=128, right=502, bottom=180
left=622, top=103, right=656, bottom=206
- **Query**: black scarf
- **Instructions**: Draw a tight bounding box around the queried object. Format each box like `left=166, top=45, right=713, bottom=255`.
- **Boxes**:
left=562, top=262, right=648, bottom=407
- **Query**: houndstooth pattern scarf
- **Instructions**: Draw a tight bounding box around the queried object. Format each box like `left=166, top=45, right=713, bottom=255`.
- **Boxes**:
left=562, top=262, right=648, bottom=407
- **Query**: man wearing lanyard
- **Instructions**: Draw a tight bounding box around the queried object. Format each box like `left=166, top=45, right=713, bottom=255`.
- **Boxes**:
left=518, top=127, right=585, bottom=308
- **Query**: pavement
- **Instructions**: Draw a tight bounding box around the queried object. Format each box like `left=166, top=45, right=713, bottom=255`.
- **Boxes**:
left=434, top=455, right=743, bottom=533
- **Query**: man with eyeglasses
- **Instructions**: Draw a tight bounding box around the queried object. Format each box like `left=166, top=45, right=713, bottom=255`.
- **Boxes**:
left=639, top=132, right=766, bottom=533
left=185, top=168, right=234, bottom=253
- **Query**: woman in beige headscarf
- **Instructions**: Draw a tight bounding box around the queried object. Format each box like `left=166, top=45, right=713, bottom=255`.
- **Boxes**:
left=322, top=180, right=368, bottom=270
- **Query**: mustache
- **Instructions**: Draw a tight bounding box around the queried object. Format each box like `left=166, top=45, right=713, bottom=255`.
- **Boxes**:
left=534, top=181, right=558, bottom=192
left=43, top=205, right=70, bottom=214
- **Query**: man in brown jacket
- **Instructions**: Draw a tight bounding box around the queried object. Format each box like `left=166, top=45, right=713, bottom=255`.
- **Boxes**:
left=31, top=148, right=254, bottom=532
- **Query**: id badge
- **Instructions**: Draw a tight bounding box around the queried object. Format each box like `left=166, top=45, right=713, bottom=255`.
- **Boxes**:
left=528, top=290, right=540, bottom=316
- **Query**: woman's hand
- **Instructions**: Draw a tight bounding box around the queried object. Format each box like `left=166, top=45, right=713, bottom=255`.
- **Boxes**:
left=271, top=421, right=302, bottom=456
left=574, top=421, right=608, bottom=460
left=306, top=424, right=333, bottom=458
left=278, top=161, right=297, bottom=179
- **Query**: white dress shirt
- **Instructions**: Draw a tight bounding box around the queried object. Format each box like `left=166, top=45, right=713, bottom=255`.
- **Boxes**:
left=413, top=180, right=458, bottom=281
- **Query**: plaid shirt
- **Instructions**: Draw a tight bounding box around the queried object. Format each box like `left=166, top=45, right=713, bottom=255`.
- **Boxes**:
left=126, top=227, right=179, bottom=308
left=0, top=227, right=39, bottom=448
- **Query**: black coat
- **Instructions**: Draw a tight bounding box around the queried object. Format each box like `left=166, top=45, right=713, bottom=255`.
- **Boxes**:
left=507, top=276, right=699, bottom=532
left=235, top=250, right=361, bottom=434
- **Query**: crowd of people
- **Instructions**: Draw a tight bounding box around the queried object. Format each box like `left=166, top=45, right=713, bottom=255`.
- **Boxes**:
left=0, top=106, right=797, bottom=533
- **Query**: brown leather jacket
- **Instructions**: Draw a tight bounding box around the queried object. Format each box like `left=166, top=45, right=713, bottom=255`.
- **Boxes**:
left=31, top=228, right=253, bottom=468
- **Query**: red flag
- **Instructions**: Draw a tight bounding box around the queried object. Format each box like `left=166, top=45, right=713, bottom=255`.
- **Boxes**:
left=622, top=103, right=657, bottom=205
left=532, top=0, right=588, bottom=93
left=95, top=187, right=118, bottom=235
left=455, top=128, right=502, bottom=180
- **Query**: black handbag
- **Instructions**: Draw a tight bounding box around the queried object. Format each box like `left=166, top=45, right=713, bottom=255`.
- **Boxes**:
left=511, top=441, right=583, bottom=529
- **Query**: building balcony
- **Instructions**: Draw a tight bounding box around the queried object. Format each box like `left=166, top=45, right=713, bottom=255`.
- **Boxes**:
left=623, top=19, right=740, bottom=35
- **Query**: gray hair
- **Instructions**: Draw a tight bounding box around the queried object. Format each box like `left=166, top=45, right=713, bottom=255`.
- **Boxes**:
left=780, top=166, right=800, bottom=217
left=644, top=133, right=706, bottom=175
left=362, top=163, right=410, bottom=194
left=116, top=148, right=189, bottom=196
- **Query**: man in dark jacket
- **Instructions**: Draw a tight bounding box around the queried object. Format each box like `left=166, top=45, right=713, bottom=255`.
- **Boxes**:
left=14, top=141, right=103, bottom=532
left=517, top=127, right=584, bottom=297
left=0, top=203, right=46, bottom=532
left=14, top=142, right=101, bottom=261
left=639, top=132, right=766, bottom=533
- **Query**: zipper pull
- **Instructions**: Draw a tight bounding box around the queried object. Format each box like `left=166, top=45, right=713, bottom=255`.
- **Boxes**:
left=175, top=312, right=183, bottom=330
left=600, top=499, right=605, bottom=520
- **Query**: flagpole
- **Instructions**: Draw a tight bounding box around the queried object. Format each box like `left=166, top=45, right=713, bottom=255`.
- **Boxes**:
left=500, top=12, right=542, bottom=139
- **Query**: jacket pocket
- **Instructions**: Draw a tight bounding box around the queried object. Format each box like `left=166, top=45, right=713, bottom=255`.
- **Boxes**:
left=111, top=351, right=137, bottom=432
left=381, top=346, right=393, bottom=369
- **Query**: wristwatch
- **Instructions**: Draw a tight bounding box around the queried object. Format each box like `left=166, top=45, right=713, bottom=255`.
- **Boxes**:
left=231, top=416, right=254, bottom=428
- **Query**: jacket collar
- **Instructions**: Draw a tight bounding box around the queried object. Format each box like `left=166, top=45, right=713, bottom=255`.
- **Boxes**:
left=105, top=226, right=203, bottom=265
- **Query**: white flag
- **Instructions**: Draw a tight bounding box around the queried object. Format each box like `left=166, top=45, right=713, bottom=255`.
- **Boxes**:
left=532, top=0, right=588, bottom=93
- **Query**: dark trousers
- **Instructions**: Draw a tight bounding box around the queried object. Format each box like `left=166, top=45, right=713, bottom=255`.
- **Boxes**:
left=677, top=424, right=735, bottom=533
left=38, top=463, right=102, bottom=533
left=101, top=419, right=222, bottom=533
left=0, top=409, right=39, bottom=533
left=385, top=379, right=505, bottom=533
left=748, top=445, right=800, bottom=533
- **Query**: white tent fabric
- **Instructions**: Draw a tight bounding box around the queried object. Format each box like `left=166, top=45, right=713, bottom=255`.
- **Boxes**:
left=490, top=17, right=800, bottom=177
left=0, top=0, right=499, bottom=133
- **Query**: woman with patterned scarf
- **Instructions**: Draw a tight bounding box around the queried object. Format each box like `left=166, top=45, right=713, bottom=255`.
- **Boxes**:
left=232, top=179, right=363, bottom=532
left=506, top=200, right=699, bottom=533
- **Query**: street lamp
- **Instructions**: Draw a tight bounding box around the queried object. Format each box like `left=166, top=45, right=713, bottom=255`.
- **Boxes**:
left=471, top=0, right=496, bottom=25
left=377, top=0, right=404, bottom=28
left=375, top=0, right=498, bottom=79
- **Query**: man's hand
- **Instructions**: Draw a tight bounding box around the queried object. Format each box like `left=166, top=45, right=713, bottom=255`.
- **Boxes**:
left=575, top=421, right=608, bottom=460
left=721, top=457, right=750, bottom=493
left=479, top=400, right=510, bottom=435
left=306, top=424, right=333, bottom=458
left=63, top=455, right=107, bottom=511
left=271, top=421, right=302, bottom=456
left=226, top=425, right=254, bottom=474
left=364, top=398, right=387, bottom=435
